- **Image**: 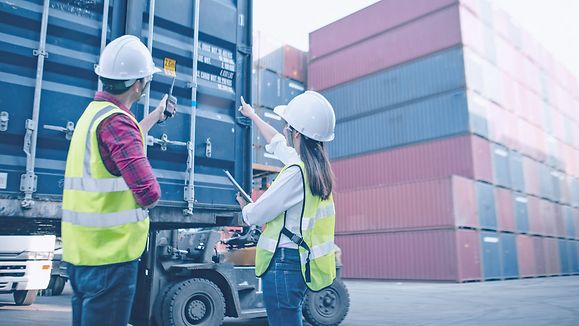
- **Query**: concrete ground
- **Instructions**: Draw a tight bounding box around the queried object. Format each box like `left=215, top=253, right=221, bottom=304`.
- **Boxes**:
left=1, top=276, right=578, bottom=325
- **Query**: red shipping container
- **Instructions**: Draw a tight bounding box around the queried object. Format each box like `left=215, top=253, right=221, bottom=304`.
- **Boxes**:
left=554, top=204, right=566, bottom=239
left=539, top=199, right=557, bottom=237
left=502, top=110, right=520, bottom=150
left=332, top=134, right=493, bottom=192
left=516, top=235, right=536, bottom=277
left=492, top=8, right=511, bottom=41
left=281, top=45, right=307, bottom=82
left=308, top=0, right=457, bottom=61
left=543, top=237, right=561, bottom=275
left=335, top=229, right=481, bottom=281
left=334, top=176, right=477, bottom=233
left=308, top=5, right=462, bottom=91
left=532, top=236, right=547, bottom=275
left=495, top=187, right=516, bottom=232
left=522, top=156, right=540, bottom=196
left=459, top=5, right=486, bottom=60
left=527, top=196, right=544, bottom=235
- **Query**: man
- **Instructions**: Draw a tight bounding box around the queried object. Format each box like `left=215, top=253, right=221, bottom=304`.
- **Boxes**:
left=61, top=35, right=175, bottom=326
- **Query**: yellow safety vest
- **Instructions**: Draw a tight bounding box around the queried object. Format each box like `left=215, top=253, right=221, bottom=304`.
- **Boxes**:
left=255, top=163, right=336, bottom=291
left=61, top=101, right=149, bottom=266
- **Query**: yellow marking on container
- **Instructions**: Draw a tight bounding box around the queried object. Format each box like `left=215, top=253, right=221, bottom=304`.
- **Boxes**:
left=164, top=58, right=176, bottom=77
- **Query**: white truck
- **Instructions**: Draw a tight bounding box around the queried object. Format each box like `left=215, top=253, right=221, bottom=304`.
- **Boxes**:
left=0, top=235, right=55, bottom=305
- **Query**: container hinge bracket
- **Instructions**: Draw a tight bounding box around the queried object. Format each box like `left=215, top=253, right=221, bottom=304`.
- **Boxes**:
left=23, top=119, right=35, bottom=156
left=205, top=138, right=212, bottom=158
left=33, top=49, right=48, bottom=58
left=0, top=111, right=8, bottom=132
left=147, top=134, right=187, bottom=151
left=183, top=141, right=196, bottom=215
left=43, top=121, right=75, bottom=140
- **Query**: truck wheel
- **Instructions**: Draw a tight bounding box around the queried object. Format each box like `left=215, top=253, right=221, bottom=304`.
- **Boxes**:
left=303, top=279, right=350, bottom=326
left=52, top=276, right=66, bottom=296
left=14, top=290, right=38, bottom=306
left=161, top=278, right=225, bottom=326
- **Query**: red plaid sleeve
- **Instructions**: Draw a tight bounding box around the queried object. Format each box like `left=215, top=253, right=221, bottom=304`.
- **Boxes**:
left=96, top=114, right=161, bottom=207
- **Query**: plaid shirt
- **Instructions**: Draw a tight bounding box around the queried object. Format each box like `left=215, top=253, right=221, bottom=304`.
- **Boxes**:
left=94, top=92, right=160, bottom=207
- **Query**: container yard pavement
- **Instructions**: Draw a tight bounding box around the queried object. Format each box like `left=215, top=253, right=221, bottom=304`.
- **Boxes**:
left=1, top=276, right=578, bottom=325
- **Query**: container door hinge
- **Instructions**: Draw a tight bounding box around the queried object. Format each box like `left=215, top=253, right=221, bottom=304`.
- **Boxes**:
left=23, top=119, right=35, bottom=156
left=0, top=111, right=8, bottom=132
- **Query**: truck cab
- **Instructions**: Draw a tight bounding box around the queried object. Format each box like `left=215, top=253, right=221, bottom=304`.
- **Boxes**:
left=0, top=235, right=55, bottom=305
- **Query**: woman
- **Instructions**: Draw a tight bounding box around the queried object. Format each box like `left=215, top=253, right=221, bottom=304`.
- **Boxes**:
left=236, top=91, right=337, bottom=326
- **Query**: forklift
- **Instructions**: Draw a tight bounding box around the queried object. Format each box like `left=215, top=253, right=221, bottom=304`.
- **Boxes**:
left=130, top=208, right=350, bottom=326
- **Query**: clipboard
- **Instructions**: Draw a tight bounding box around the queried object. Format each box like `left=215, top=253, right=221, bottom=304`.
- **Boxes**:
left=223, top=170, right=254, bottom=203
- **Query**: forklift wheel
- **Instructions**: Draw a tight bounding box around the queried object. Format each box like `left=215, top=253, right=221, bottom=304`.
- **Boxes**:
left=13, top=290, right=38, bottom=306
left=161, top=278, right=226, bottom=326
left=154, top=282, right=176, bottom=326
left=302, top=279, right=350, bottom=326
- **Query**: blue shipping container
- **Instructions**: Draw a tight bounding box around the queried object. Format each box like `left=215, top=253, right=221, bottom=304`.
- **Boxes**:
left=500, top=233, right=519, bottom=279
left=321, top=47, right=466, bottom=123
left=564, top=206, right=576, bottom=239
left=252, top=107, right=284, bottom=168
left=476, top=182, right=498, bottom=230
left=492, top=143, right=510, bottom=189
left=253, top=67, right=281, bottom=109
left=328, top=90, right=471, bottom=160
left=481, top=231, right=502, bottom=280
left=559, top=239, right=571, bottom=274
left=513, top=193, right=530, bottom=233
left=572, top=177, right=579, bottom=208
left=567, top=240, right=579, bottom=273
left=281, top=78, right=304, bottom=105
left=509, top=150, right=525, bottom=192
left=551, top=169, right=563, bottom=203
left=0, top=0, right=252, bottom=224
left=538, top=163, right=554, bottom=201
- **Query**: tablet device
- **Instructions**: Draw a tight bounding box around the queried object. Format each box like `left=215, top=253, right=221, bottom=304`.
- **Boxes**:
left=223, top=170, right=254, bottom=203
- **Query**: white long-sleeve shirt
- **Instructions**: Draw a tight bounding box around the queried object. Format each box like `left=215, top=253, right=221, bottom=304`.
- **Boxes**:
left=242, top=133, right=304, bottom=249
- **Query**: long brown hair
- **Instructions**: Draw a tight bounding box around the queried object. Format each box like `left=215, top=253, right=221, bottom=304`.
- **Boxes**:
left=294, top=129, right=334, bottom=200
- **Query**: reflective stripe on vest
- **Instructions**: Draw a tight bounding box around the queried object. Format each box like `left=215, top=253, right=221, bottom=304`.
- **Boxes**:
left=62, top=208, right=147, bottom=228
left=300, top=240, right=335, bottom=262
left=254, top=163, right=336, bottom=291
left=302, top=204, right=335, bottom=231
left=64, top=177, right=130, bottom=192
left=62, top=101, right=149, bottom=266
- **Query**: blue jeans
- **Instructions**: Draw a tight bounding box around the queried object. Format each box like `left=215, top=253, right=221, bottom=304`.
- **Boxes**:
left=68, top=260, right=138, bottom=326
left=262, top=248, right=308, bottom=326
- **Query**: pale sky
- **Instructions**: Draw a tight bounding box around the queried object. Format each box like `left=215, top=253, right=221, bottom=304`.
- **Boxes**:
left=253, top=0, right=579, bottom=81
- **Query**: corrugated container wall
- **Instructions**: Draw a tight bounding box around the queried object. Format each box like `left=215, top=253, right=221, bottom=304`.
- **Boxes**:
left=0, top=0, right=253, bottom=224
left=260, top=45, right=307, bottom=83
left=335, top=229, right=481, bottom=281
left=310, top=0, right=579, bottom=281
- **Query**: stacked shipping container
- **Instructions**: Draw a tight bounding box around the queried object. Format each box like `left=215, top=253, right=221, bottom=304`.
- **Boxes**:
left=252, top=45, right=307, bottom=169
left=309, top=0, right=579, bottom=281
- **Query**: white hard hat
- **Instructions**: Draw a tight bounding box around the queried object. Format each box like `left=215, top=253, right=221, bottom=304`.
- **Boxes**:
left=94, top=35, right=161, bottom=80
left=274, top=91, right=336, bottom=142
